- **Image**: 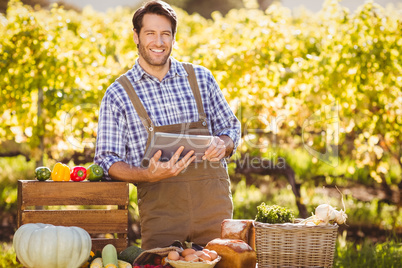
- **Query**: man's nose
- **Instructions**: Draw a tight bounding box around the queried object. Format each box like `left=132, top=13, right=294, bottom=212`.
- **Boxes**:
left=155, top=34, right=164, bottom=46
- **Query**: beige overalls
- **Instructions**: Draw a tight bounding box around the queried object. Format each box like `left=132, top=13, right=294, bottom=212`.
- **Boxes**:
left=117, top=63, right=233, bottom=250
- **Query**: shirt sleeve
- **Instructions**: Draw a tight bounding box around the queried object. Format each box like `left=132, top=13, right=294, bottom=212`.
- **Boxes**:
left=205, top=70, right=241, bottom=157
left=94, top=87, right=128, bottom=179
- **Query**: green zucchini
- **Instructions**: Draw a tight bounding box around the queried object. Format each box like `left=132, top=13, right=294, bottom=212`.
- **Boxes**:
left=118, top=245, right=144, bottom=264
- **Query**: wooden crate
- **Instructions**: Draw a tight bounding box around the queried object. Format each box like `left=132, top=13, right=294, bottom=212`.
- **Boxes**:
left=17, top=180, right=129, bottom=253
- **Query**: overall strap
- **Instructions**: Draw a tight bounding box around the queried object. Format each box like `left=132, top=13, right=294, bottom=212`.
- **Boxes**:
left=116, top=75, right=154, bottom=132
left=117, top=63, right=207, bottom=132
left=182, top=63, right=208, bottom=126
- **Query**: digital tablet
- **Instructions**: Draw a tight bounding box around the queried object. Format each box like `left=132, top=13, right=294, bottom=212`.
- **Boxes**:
left=141, top=132, right=213, bottom=166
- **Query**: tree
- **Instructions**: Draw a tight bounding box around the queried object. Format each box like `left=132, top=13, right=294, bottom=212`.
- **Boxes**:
left=172, top=0, right=402, bottom=203
left=165, top=0, right=277, bottom=18
left=166, top=0, right=244, bottom=18
left=0, top=0, right=133, bottom=165
left=0, top=0, right=49, bottom=13
left=1, top=0, right=401, bottom=202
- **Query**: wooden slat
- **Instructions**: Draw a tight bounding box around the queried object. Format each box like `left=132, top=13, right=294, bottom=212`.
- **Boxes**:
left=18, top=180, right=129, bottom=206
left=17, top=182, right=23, bottom=227
left=21, top=210, right=128, bottom=233
left=91, top=238, right=128, bottom=254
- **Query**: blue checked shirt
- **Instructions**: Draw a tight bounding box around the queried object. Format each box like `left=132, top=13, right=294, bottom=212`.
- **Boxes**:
left=94, top=57, right=241, bottom=178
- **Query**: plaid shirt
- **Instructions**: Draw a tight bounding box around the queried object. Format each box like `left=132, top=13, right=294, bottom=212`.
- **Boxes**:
left=94, top=57, right=241, bottom=178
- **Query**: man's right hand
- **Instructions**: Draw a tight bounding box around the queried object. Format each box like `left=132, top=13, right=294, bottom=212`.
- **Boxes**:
left=146, top=146, right=196, bottom=182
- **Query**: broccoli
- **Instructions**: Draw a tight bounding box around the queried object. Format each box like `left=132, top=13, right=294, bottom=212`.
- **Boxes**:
left=255, top=203, right=295, bottom=224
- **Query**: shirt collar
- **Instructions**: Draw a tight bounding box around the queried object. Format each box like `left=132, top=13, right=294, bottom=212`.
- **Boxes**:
left=169, top=58, right=188, bottom=78
left=130, top=57, right=188, bottom=82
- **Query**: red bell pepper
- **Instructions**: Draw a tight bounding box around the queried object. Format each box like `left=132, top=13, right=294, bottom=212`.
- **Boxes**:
left=70, top=166, right=87, bottom=182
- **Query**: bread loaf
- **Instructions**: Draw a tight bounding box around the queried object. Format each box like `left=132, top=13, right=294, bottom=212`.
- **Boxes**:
left=221, top=219, right=255, bottom=250
left=205, top=238, right=256, bottom=268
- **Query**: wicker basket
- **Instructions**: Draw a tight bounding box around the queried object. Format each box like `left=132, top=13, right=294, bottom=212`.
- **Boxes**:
left=254, top=222, right=338, bottom=268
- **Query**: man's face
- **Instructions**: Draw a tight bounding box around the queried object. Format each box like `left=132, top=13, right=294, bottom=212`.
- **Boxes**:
left=134, top=13, right=175, bottom=68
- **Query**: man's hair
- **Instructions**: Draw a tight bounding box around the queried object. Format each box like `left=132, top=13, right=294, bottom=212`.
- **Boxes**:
left=132, top=1, right=177, bottom=36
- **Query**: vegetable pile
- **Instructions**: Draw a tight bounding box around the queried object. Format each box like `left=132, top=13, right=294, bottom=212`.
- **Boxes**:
left=89, top=244, right=136, bottom=268
left=34, top=162, right=104, bottom=182
left=255, top=200, right=348, bottom=226
left=88, top=244, right=173, bottom=268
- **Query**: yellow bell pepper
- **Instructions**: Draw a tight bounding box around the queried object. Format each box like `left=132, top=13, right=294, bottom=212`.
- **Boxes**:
left=51, top=162, right=70, bottom=181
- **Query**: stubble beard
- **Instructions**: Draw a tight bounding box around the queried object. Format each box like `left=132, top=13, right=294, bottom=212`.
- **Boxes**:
left=138, top=41, right=172, bottom=67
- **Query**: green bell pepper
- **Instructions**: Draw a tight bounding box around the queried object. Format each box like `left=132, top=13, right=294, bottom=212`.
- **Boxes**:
left=86, top=164, right=104, bottom=181
left=35, top=167, right=51, bottom=181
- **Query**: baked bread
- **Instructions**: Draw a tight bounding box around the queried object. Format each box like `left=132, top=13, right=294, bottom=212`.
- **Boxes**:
left=205, top=238, right=256, bottom=268
left=221, top=219, right=256, bottom=250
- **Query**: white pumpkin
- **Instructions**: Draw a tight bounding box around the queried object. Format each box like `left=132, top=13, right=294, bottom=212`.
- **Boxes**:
left=13, top=223, right=92, bottom=268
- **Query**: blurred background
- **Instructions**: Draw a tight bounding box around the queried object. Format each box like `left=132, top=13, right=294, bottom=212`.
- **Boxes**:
left=1, top=0, right=402, bottom=267
left=46, top=0, right=402, bottom=14
left=2, top=0, right=402, bottom=15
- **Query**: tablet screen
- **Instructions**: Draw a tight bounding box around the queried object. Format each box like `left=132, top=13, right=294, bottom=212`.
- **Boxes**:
left=141, top=132, right=213, bottom=166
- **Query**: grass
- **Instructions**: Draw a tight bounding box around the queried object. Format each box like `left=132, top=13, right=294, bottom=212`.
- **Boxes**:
left=0, top=243, right=22, bottom=268
left=334, top=231, right=402, bottom=268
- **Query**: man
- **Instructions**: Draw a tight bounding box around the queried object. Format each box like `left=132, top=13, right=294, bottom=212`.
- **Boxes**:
left=94, top=0, right=241, bottom=250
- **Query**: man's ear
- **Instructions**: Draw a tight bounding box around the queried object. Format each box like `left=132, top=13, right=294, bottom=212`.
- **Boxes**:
left=133, top=29, right=139, bottom=45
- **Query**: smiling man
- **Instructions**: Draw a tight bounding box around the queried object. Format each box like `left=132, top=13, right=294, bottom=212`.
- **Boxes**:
left=94, top=0, right=241, bottom=249
left=134, top=13, right=173, bottom=80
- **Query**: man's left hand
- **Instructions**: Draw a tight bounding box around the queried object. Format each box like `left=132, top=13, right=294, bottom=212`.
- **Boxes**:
left=202, top=135, right=234, bottom=162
